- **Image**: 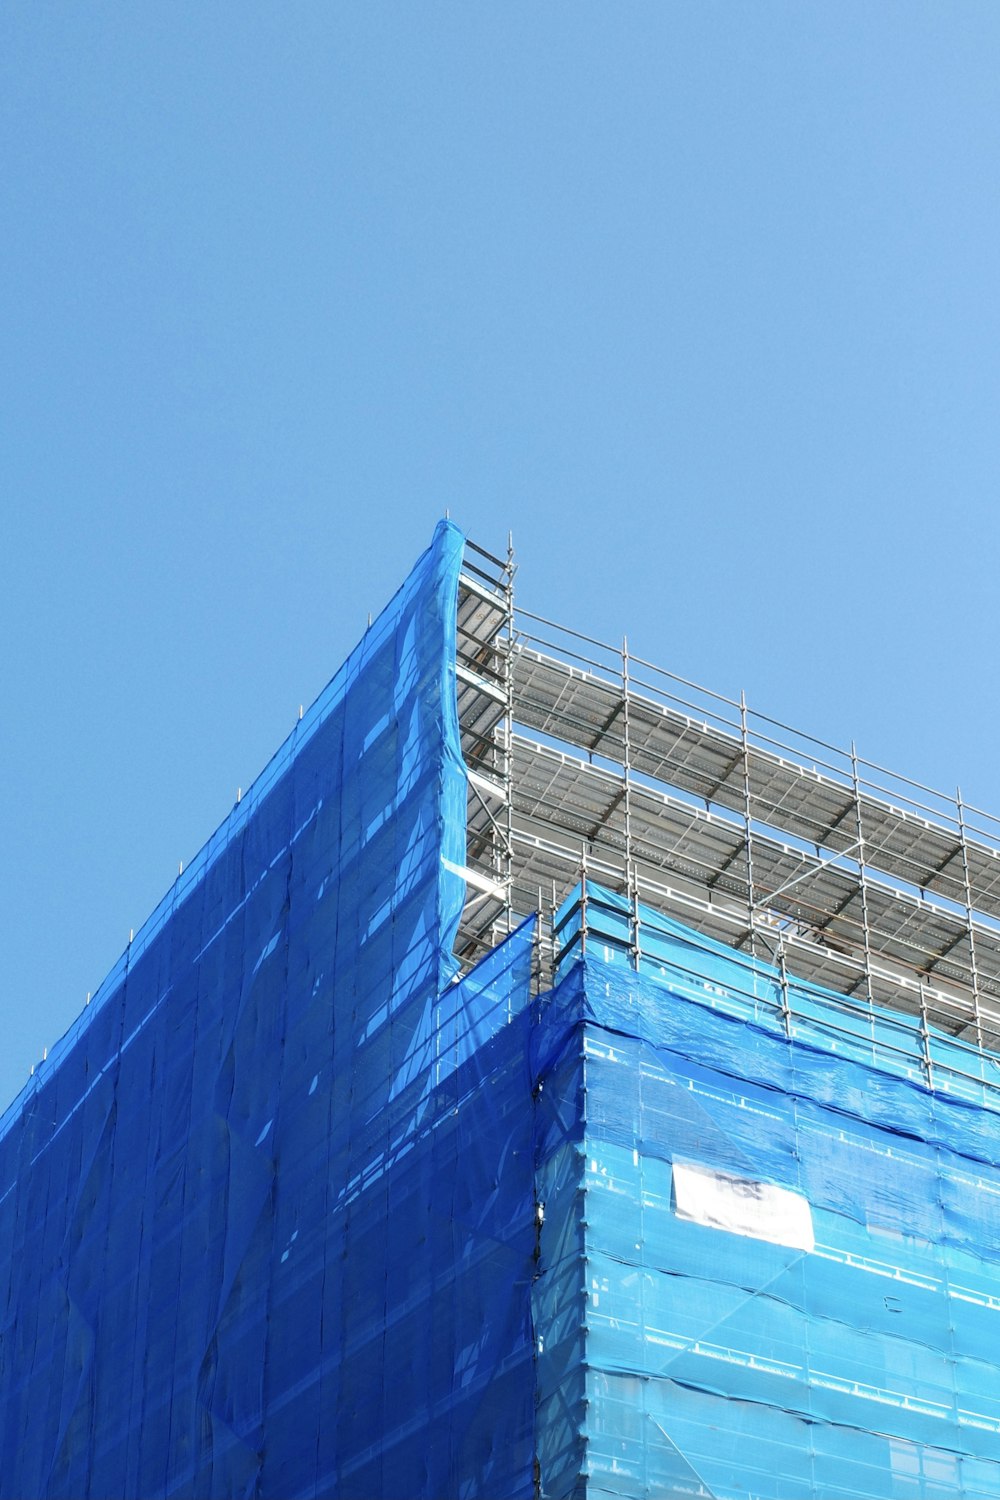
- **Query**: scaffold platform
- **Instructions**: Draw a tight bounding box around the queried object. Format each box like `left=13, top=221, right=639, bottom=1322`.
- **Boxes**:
left=456, top=539, right=1000, bottom=1080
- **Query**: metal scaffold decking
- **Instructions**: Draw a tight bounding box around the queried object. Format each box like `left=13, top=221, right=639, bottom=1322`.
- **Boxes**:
left=456, top=536, right=1000, bottom=1073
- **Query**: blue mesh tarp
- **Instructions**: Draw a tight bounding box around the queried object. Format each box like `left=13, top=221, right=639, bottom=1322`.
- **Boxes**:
left=0, top=522, right=537, bottom=1500
left=537, top=882, right=1000, bottom=1499
left=7, top=516, right=1000, bottom=1500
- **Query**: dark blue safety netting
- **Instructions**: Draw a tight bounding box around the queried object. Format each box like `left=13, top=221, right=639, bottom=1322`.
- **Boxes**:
left=0, top=521, right=538, bottom=1500
left=538, top=881, right=1000, bottom=1499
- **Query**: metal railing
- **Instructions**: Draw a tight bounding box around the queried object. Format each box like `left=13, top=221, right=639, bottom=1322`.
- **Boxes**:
left=505, top=601, right=1000, bottom=1052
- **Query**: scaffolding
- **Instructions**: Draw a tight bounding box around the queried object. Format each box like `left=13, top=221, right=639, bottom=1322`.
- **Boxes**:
left=456, top=537, right=1000, bottom=1079
left=455, top=537, right=517, bottom=964
left=5, top=520, right=1000, bottom=1499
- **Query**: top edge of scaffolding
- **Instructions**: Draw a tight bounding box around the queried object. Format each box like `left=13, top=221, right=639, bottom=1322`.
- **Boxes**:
left=509, top=600, right=1000, bottom=837
left=460, top=533, right=1000, bottom=1059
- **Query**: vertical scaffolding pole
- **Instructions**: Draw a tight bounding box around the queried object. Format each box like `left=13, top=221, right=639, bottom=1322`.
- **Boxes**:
left=851, top=742, right=876, bottom=1040
left=777, top=942, right=792, bottom=1039
left=956, top=787, right=985, bottom=1052
left=622, top=636, right=641, bottom=969
left=740, top=691, right=758, bottom=958
left=919, top=979, right=935, bottom=1091
left=580, top=845, right=589, bottom=960
left=550, top=878, right=557, bottom=987
left=502, top=533, right=516, bottom=941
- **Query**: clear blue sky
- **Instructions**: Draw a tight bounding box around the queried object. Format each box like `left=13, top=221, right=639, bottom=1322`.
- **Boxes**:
left=3, top=4, right=1000, bottom=1111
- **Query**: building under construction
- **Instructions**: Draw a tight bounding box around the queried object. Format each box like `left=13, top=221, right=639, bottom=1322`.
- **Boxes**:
left=2, top=521, right=999, bottom=1498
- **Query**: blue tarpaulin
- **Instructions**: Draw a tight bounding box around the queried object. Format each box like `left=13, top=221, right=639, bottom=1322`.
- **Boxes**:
left=3, top=522, right=1000, bottom=1498
left=537, top=886, right=1000, bottom=1498
left=0, top=522, right=537, bottom=1500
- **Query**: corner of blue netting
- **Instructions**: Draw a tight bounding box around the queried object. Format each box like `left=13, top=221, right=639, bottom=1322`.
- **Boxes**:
left=423, top=517, right=468, bottom=988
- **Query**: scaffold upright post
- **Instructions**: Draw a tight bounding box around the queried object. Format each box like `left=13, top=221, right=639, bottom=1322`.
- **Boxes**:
left=919, top=981, right=935, bottom=1090
left=551, top=878, right=559, bottom=985
left=580, top=845, right=589, bottom=960
left=503, top=531, right=516, bottom=942
left=740, top=691, right=758, bottom=958
left=956, top=787, right=985, bottom=1052
left=851, top=742, right=876, bottom=1034
left=622, top=635, right=641, bottom=970
left=777, top=942, right=792, bottom=1039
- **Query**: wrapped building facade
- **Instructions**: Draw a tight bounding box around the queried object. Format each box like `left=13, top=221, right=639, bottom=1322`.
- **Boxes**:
left=2, top=522, right=1000, bottom=1497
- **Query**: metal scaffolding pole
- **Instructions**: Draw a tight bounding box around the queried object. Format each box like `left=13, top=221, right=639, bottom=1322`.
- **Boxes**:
left=503, top=532, right=516, bottom=943
left=956, top=787, right=985, bottom=1050
left=919, top=979, right=935, bottom=1090
left=777, top=942, right=792, bottom=1040
left=622, top=635, right=641, bottom=969
left=740, top=691, right=758, bottom=958
left=580, top=845, right=589, bottom=960
left=851, top=743, right=876, bottom=1034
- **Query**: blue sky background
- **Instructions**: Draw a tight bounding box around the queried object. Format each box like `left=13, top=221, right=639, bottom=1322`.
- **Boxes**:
left=3, top=4, right=1000, bottom=1110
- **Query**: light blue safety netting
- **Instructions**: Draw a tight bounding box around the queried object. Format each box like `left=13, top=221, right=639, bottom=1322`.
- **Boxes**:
left=538, top=881, right=1000, bottom=1499
left=0, top=521, right=538, bottom=1500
